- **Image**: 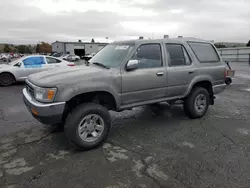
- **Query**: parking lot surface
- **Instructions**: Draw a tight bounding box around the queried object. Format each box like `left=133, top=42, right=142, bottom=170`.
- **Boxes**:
left=0, top=62, right=250, bottom=188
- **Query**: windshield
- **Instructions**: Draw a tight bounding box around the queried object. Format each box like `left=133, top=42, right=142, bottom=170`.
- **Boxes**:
left=89, top=44, right=134, bottom=68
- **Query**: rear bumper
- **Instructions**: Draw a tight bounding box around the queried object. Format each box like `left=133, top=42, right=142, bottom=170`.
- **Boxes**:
left=213, top=84, right=226, bottom=95
left=23, top=88, right=65, bottom=125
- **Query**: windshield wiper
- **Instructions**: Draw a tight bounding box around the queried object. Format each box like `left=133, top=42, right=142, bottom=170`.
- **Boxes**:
left=92, top=62, right=110, bottom=69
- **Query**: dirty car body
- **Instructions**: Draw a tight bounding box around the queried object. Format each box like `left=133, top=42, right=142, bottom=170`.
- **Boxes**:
left=23, top=38, right=226, bottom=150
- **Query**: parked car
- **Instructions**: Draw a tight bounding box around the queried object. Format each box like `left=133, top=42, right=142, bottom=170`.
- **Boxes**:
left=0, top=55, right=74, bottom=86
left=52, top=52, right=64, bottom=58
left=65, top=54, right=80, bottom=62
left=23, top=38, right=226, bottom=150
left=0, top=54, right=11, bottom=62
left=60, top=54, right=70, bottom=60
left=83, top=53, right=96, bottom=61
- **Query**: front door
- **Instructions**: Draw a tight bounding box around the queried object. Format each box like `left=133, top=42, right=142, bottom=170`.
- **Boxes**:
left=164, top=43, right=197, bottom=98
left=121, top=43, right=167, bottom=106
left=19, top=56, right=46, bottom=79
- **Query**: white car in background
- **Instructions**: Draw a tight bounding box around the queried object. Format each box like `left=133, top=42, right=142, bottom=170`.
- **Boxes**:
left=62, top=54, right=80, bottom=62
left=0, top=55, right=75, bottom=86
left=83, top=53, right=96, bottom=61
left=0, top=54, right=11, bottom=62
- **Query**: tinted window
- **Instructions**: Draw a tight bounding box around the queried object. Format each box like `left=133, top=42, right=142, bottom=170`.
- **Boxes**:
left=46, top=57, right=61, bottom=64
left=131, top=44, right=162, bottom=69
left=23, top=56, right=45, bottom=68
left=166, top=44, right=191, bottom=66
left=188, top=42, right=220, bottom=62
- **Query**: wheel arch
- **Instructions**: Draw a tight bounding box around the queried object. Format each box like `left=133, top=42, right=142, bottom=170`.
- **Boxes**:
left=0, top=71, right=16, bottom=80
left=187, top=80, right=214, bottom=105
left=0, top=71, right=17, bottom=86
left=62, top=91, right=117, bottom=122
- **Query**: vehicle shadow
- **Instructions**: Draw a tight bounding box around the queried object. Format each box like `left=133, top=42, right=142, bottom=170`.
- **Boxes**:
left=49, top=103, right=188, bottom=151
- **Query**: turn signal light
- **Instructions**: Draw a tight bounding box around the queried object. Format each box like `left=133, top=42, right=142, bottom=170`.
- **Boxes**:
left=67, top=64, right=75, bottom=66
left=47, top=89, right=55, bottom=100
left=31, top=108, right=38, bottom=116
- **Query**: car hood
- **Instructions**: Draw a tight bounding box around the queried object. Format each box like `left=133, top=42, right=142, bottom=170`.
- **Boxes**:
left=27, top=65, right=113, bottom=87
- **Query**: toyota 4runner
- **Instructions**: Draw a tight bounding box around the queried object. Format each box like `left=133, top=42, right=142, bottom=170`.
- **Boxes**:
left=23, top=38, right=226, bottom=150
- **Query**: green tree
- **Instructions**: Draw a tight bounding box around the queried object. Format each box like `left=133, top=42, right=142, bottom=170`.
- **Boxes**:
left=37, top=42, right=52, bottom=53
left=27, top=45, right=32, bottom=53
left=247, top=40, right=250, bottom=47
left=3, top=44, right=11, bottom=53
left=15, top=45, right=32, bottom=54
left=16, top=45, right=26, bottom=54
left=36, top=44, right=40, bottom=53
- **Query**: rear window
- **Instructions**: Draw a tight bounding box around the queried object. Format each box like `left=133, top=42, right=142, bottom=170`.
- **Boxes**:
left=188, top=42, right=220, bottom=63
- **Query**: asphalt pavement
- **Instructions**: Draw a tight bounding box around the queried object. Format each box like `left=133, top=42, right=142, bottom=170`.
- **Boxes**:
left=0, top=62, right=250, bottom=188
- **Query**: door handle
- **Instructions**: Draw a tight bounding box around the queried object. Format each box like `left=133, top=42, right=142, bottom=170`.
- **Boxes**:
left=188, top=71, right=194, bottom=74
left=156, top=72, right=164, bottom=76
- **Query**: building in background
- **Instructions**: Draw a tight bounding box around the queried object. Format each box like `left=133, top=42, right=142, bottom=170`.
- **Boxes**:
left=51, top=41, right=108, bottom=57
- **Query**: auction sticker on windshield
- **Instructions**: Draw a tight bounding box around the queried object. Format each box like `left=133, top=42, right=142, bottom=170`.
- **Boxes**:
left=115, top=46, right=129, bottom=50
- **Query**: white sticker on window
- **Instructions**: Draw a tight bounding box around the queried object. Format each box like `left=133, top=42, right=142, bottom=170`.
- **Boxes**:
left=115, top=45, right=129, bottom=50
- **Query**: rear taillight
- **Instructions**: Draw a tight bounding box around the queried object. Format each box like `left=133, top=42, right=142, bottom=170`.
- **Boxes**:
left=67, top=64, right=75, bottom=66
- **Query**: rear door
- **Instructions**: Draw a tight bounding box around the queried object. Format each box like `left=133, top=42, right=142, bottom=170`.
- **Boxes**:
left=165, top=43, right=197, bottom=98
left=44, top=56, right=64, bottom=69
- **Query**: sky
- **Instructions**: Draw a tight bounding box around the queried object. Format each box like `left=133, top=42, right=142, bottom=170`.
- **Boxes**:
left=0, top=0, right=249, bottom=44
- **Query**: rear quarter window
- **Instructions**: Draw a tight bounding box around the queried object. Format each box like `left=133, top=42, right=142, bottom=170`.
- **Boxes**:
left=188, top=42, right=220, bottom=63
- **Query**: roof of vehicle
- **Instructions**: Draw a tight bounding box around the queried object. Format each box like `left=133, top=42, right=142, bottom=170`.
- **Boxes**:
left=112, top=37, right=214, bottom=45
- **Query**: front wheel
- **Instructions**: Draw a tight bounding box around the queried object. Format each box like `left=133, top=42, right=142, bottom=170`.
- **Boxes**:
left=0, top=73, right=15, bottom=86
left=183, top=87, right=209, bottom=119
left=64, top=103, right=112, bottom=150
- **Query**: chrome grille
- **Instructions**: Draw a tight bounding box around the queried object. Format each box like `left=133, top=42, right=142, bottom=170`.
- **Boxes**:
left=26, top=82, right=35, bottom=98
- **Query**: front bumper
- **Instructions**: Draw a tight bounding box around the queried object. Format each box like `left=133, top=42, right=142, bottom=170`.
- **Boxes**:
left=23, top=88, right=65, bottom=125
left=213, top=84, right=226, bottom=95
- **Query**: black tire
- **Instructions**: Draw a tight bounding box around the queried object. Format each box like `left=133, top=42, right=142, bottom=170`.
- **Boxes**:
left=64, top=103, right=112, bottom=151
left=225, top=77, right=232, bottom=85
left=183, top=87, right=209, bottom=119
left=0, top=72, right=15, bottom=86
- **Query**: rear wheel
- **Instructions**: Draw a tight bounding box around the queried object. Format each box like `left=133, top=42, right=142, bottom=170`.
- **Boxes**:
left=0, top=73, right=15, bottom=86
left=183, top=87, right=209, bottom=119
left=64, top=103, right=112, bottom=150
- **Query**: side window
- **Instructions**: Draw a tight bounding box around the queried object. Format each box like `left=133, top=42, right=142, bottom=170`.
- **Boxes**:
left=46, top=57, right=61, bottom=64
left=131, top=44, right=162, bottom=69
left=188, top=42, right=220, bottom=62
left=23, top=56, right=45, bottom=68
left=165, top=44, right=191, bottom=66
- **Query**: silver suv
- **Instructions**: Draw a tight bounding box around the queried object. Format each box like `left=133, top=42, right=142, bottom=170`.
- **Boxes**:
left=23, top=38, right=226, bottom=150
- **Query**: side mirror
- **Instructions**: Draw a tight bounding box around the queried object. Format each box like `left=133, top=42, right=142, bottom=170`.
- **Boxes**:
left=126, top=60, right=138, bottom=71
left=14, top=62, right=21, bottom=67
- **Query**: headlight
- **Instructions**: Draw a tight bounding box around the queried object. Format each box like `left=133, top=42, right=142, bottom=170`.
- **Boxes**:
left=34, top=87, right=57, bottom=102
